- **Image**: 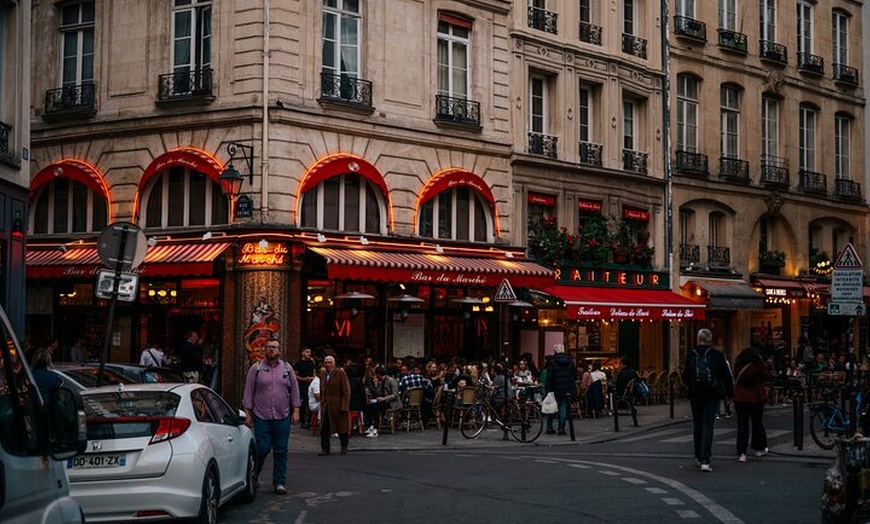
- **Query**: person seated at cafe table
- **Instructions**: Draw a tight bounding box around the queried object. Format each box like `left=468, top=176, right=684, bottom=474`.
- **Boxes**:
left=615, top=357, right=640, bottom=398
left=514, top=359, right=534, bottom=384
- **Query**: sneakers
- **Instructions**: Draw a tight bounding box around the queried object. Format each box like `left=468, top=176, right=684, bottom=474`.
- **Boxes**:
left=700, top=463, right=713, bottom=472
left=545, top=428, right=556, bottom=435
left=365, top=428, right=378, bottom=438
left=274, top=485, right=287, bottom=495
left=695, top=459, right=702, bottom=468
left=754, top=447, right=769, bottom=457
left=557, top=429, right=567, bottom=436
left=738, top=454, right=747, bottom=463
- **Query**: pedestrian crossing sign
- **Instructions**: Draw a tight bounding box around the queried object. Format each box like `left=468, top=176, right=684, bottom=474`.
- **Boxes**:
left=834, top=243, right=863, bottom=269
left=493, top=278, right=518, bottom=302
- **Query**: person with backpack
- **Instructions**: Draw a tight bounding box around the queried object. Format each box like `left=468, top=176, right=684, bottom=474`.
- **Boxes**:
left=682, top=328, right=734, bottom=472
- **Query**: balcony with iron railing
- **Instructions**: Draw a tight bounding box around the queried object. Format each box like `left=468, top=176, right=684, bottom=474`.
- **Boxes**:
left=434, top=95, right=481, bottom=128
left=680, top=243, right=700, bottom=267
left=578, top=21, right=602, bottom=45
left=798, top=169, right=827, bottom=194
left=719, top=157, right=749, bottom=184
left=578, top=141, right=603, bottom=166
left=622, top=33, right=648, bottom=59
left=707, top=245, right=731, bottom=268
left=528, top=132, right=558, bottom=158
left=43, top=82, right=97, bottom=121
left=797, top=53, right=824, bottom=75
left=157, top=68, right=214, bottom=104
left=718, top=29, right=748, bottom=54
left=319, top=72, right=373, bottom=109
left=0, top=121, right=18, bottom=167
left=833, top=64, right=859, bottom=86
left=674, top=150, right=708, bottom=177
left=759, top=40, right=788, bottom=65
left=674, top=15, right=707, bottom=42
left=623, top=149, right=648, bottom=174
left=835, top=179, right=862, bottom=202
left=528, top=6, right=558, bottom=34
left=760, top=156, right=789, bottom=187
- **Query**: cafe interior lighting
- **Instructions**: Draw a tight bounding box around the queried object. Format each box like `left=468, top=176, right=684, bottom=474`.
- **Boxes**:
left=258, top=239, right=269, bottom=249
left=335, top=290, right=375, bottom=300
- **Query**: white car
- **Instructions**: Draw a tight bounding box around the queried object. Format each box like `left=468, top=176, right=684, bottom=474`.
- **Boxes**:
left=69, top=383, right=257, bottom=523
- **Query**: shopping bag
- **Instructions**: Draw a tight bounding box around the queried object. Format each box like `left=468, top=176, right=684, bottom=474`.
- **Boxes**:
left=541, top=392, right=558, bottom=414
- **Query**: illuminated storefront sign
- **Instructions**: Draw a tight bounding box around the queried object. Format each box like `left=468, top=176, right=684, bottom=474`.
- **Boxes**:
left=555, top=267, right=669, bottom=289
left=237, top=242, right=289, bottom=266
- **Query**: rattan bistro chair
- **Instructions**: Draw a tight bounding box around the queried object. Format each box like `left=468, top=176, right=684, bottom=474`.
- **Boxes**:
left=400, top=387, right=426, bottom=432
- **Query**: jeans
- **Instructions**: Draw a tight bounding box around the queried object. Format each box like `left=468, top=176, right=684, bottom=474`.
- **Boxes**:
left=690, top=398, right=718, bottom=464
left=735, top=401, right=767, bottom=455
left=547, top=396, right=571, bottom=431
left=253, top=416, right=290, bottom=488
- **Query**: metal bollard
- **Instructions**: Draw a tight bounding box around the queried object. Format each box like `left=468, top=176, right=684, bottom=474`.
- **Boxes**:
left=669, top=382, right=675, bottom=419
left=795, top=394, right=804, bottom=450
left=849, top=395, right=858, bottom=437
left=442, top=391, right=454, bottom=446
left=613, top=393, right=620, bottom=432
left=569, top=401, right=576, bottom=442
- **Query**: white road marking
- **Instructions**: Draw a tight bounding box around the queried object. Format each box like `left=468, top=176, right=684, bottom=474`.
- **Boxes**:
left=293, top=510, right=309, bottom=524
left=622, top=477, right=647, bottom=485
left=662, top=497, right=685, bottom=506
left=677, top=509, right=701, bottom=518
left=716, top=429, right=789, bottom=446
left=646, top=487, right=668, bottom=495
left=618, top=428, right=686, bottom=442
left=598, top=470, right=620, bottom=476
left=535, top=459, right=559, bottom=464
left=567, top=464, right=592, bottom=469
left=663, top=429, right=736, bottom=443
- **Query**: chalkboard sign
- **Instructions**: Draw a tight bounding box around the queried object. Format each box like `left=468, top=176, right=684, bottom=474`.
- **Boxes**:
left=235, top=195, right=253, bottom=218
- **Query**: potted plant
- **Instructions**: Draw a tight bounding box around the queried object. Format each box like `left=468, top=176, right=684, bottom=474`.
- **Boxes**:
left=608, top=217, right=633, bottom=264
left=760, top=249, right=786, bottom=267
left=574, top=213, right=611, bottom=265
left=528, top=216, right=572, bottom=267
left=631, top=243, right=655, bottom=266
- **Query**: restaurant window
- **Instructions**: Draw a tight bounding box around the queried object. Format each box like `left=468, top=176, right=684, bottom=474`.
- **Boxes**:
left=299, top=172, right=385, bottom=234
left=418, top=186, right=492, bottom=242
left=527, top=192, right=556, bottom=240
left=578, top=200, right=602, bottom=231
left=623, top=206, right=649, bottom=242
left=31, top=178, right=108, bottom=235
left=142, top=166, right=229, bottom=229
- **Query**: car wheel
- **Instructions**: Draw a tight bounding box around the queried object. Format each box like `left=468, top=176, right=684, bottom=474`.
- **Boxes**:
left=236, top=446, right=257, bottom=503
left=196, top=465, right=220, bottom=524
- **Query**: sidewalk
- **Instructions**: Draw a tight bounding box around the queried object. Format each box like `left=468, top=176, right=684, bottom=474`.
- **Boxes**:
left=288, top=399, right=833, bottom=460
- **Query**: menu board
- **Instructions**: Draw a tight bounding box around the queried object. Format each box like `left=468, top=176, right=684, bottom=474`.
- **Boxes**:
left=393, top=314, right=425, bottom=358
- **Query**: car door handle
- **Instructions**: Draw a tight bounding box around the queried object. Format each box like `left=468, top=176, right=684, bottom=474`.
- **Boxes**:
left=227, top=433, right=235, bottom=442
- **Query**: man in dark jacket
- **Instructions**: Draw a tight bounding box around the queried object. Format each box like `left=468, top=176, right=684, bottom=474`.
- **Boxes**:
left=177, top=329, right=203, bottom=384
left=546, top=343, right=577, bottom=435
left=682, top=328, right=734, bottom=472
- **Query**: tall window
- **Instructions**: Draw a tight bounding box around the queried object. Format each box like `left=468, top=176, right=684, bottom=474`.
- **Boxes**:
left=579, top=84, right=591, bottom=142
left=676, top=75, right=699, bottom=152
left=718, top=0, right=737, bottom=30
left=322, top=0, right=361, bottom=81
left=832, top=10, right=849, bottom=66
left=143, top=167, right=228, bottom=229
left=799, top=104, right=817, bottom=171
left=709, top=213, right=723, bottom=247
left=60, top=1, right=95, bottom=88
left=623, top=0, right=635, bottom=35
left=530, top=75, right=546, bottom=133
left=418, top=187, right=492, bottom=242
left=759, top=217, right=770, bottom=252
left=796, top=1, right=813, bottom=55
left=579, top=0, right=592, bottom=23
left=31, top=178, right=108, bottom=235
left=623, top=99, right=635, bottom=150
left=437, top=17, right=470, bottom=100
left=720, top=85, right=740, bottom=158
left=761, top=96, right=779, bottom=160
left=299, top=173, right=384, bottom=234
left=527, top=193, right=556, bottom=239
left=760, top=0, right=776, bottom=42
left=679, top=209, right=694, bottom=245
left=172, top=0, right=211, bottom=87
left=676, top=0, right=695, bottom=17
left=835, top=114, right=851, bottom=179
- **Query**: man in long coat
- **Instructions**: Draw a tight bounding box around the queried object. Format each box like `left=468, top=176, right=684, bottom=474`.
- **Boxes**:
left=318, top=355, right=350, bottom=455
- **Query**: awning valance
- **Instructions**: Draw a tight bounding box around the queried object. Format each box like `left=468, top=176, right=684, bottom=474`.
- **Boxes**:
left=683, top=280, right=765, bottom=310
left=27, top=242, right=231, bottom=279
left=553, top=285, right=705, bottom=320
left=752, top=277, right=808, bottom=299
left=307, top=247, right=553, bottom=289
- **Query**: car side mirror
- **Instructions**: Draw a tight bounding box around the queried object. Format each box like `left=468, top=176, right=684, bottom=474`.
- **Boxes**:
left=236, top=409, right=247, bottom=426
left=48, top=387, right=87, bottom=460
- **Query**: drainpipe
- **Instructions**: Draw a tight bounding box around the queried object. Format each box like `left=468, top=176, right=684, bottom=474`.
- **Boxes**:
left=260, top=0, right=271, bottom=218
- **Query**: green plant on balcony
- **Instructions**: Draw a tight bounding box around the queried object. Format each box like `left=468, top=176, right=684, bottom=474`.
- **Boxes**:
left=630, top=243, right=655, bottom=266
left=573, top=213, right=611, bottom=265
left=528, top=215, right=573, bottom=267
left=760, top=249, right=786, bottom=266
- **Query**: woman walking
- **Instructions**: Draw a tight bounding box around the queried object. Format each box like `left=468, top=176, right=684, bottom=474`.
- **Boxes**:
left=733, top=347, right=774, bottom=462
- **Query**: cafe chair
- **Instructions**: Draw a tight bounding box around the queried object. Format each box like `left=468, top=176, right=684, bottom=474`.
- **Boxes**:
left=309, top=411, right=319, bottom=437
left=401, top=387, right=426, bottom=432
left=644, top=371, right=658, bottom=405
left=348, top=411, right=365, bottom=435
left=451, top=386, right=479, bottom=428
left=428, top=386, right=443, bottom=429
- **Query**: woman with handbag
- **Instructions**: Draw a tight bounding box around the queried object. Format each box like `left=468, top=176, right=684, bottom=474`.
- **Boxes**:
left=733, top=347, right=774, bottom=463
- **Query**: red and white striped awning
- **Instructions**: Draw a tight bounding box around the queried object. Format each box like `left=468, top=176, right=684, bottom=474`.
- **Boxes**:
left=27, top=242, right=231, bottom=279
left=308, top=247, right=553, bottom=288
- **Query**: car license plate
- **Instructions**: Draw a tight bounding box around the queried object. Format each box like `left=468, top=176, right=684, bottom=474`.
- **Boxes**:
left=67, top=454, right=126, bottom=469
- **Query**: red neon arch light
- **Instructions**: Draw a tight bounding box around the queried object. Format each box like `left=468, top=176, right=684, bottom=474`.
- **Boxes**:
left=417, top=168, right=499, bottom=235
left=31, top=159, right=110, bottom=198
left=133, top=147, right=225, bottom=220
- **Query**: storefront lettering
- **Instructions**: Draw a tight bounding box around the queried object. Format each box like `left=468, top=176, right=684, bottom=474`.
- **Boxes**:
left=609, top=308, right=651, bottom=318
left=765, top=288, right=787, bottom=296
left=237, top=242, right=288, bottom=266
left=556, top=267, right=664, bottom=288
left=661, top=309, right=699, bottom=319
left=576, top=307, right=602, bottom=317
left=410, top=271, right=489, bottom=286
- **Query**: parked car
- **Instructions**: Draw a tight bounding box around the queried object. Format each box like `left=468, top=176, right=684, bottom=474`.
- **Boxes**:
left=81, top=362, right=186, bottom=384
left=51, top=363, right=136, bottom=391
left=69, top=383, right=257, bottom=523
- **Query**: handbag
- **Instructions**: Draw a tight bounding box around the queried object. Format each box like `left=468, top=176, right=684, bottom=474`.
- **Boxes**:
left=541, top=392, right=558, bottom=414
left=634, top=380, right=650, bottom=398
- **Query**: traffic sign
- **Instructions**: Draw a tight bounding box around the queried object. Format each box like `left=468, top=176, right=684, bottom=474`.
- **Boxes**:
left=827, top=302, right=866, bottom=316
left=95, top=270, right=139, bottom=302
left=832, top=269, right=863, bottom=302
left=493, top=278, right=518, bottom=302
left=97, top=222, right=147, bottom=271
left=834, top=242, right=863, bottom=269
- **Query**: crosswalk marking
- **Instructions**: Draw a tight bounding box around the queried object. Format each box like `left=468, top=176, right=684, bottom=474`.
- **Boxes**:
left=618, top=428, right=686, bottom=443
left=662, top=429, right=737, bottom=443
left=716, top=429, right=789, bottom=446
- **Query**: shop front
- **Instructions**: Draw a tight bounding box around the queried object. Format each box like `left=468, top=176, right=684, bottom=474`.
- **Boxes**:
left=750, top=277, right=812, bottom=361
left=680, top=278, right=765, bottom=360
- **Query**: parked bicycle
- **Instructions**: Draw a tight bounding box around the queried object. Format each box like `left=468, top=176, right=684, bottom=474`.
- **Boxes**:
left=810, top=385, right=868, bottom=450
left=460, top=383, right=543, bottom=443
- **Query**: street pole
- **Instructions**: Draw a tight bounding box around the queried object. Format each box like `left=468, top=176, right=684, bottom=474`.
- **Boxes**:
left=96, top=225, right=129, bottom=387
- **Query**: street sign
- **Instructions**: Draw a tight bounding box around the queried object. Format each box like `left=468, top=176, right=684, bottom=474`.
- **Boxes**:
left=493, top=278, right=518, bottom=302
left=235, top=194, right=254, bottom=218
left=95, top=270, right=139, bottom=302
left=98, top=222, right=147, bottom=271
left=834, top=243, right=863, bottom=269
left=827, top=302, right=866, bottom=316
left=832, top=243, right=864, bottom=303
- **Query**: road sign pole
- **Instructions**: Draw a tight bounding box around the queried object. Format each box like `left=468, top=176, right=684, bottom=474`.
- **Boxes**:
left=96, top=225, right=129, bottom=387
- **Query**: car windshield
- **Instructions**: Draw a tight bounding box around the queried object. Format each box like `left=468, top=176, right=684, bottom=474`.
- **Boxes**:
left=82, top=391, right=180, bottom=418
left=142, top=369, right=185, bottom=383
left=62, top=368, right=135, bottom=388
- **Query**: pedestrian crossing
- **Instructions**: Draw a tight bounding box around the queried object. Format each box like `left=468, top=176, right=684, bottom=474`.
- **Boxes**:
left=618, top=428, right=791, bottom=446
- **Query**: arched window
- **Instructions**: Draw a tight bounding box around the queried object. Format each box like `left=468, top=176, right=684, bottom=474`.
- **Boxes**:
left=299, top=172, right=385, bottom=234
left=141, top=166, right=229, bottom=229
left=31, top=178, right=108, bottom=235
left=418, top=186, right=492, bottom=242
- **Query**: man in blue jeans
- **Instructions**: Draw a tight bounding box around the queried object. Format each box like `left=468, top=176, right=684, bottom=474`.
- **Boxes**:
left=243, top=338, right=301, bottom=494
left=546, top=343, right=577, bottom=435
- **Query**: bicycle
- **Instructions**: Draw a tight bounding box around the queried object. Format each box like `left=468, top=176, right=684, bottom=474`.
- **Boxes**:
left=809, top=385, right=867, bottom=450
left=460, top=384, right=543, bottom=443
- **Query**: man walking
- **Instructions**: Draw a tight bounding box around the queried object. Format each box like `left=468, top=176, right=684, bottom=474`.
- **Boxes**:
left=318, top=355, right=350, bottom=455
left=545, top=343, right=577, bottom=435
left=294, top=347, right=316, bottom=428
left=178, top=329, right=203, bottom=383
left=682, top=328, right=733, bottom=472
left=242, top=338, right=301, bottom=494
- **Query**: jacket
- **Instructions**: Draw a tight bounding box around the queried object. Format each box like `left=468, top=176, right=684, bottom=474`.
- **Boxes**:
left=682, top=345, right=734, bottom=403
left=319, top=367, right=351, bottom=434
left=733, top=361, right=773, bottom=404
left=546, top=353, right=577, bottom=399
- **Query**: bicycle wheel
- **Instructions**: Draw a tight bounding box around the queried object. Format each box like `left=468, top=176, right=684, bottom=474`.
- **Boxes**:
left=460, top=403, right=487, bottom=439
left=809, top=403, right=839, bottom=450
left=508, top=403, right=544, bottom=443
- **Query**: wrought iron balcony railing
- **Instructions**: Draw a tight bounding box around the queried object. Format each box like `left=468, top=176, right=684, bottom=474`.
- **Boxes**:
left=680, top=243, right=700, bottom=266
left=622, top=33, right=648, bottom=59
left=759, top=40, right=788, bottom=64
left=797, top=53, right=824, bottom=75
left=674, top=150, right=708, bottom=176
left=43, top=82, right=96, bottom=120
left=528, top=6, right=558, bottom=34
left=833, top=64, right=859, bottom=86
left=707, top=245, right=731, bottom=268
left=157, top=68, right=214, bottom=102
left=578, top=21, right=602, bottom=45
left=798, top=169, right=827, bottom=193
left=578, top=141, right=603, bottom=166
left=320, top=72, right=373, bottom=108
left=719, top=157, right=749, bottom=183
left=528, top=132, right=558, bottom=158
left=0, top=120, right=17, bottom=167
left=434, top=95, right=481, bottom=127
left=718, top=29, right=748, bottom=53
left=835, top=179, right=862, bottom=201
left=674, top=15, right=707, bottom=42
left=623, top=149, right=648, bottom=174
left=760, top=156, right=789, bottom=187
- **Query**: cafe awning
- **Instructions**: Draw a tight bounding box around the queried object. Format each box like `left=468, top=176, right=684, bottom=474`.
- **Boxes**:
left=27, top=242, right=231, bottom=278
left=553, top=285, right=705, bottom=320
left=307, top=247, right=553, bottom=289
left=683, top=279, right=765, bottom=310
left=752, top=277, right=808, bottom=298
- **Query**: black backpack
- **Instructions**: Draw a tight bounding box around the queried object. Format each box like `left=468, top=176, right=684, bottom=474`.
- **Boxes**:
left=689, top=348, right=716, bottom=391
